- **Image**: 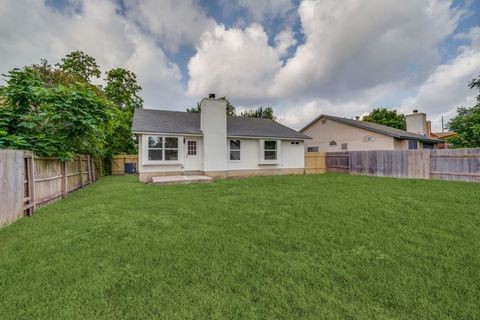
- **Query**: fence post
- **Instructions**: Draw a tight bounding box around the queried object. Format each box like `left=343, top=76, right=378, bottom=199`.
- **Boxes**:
left=30, top=154, right=36, bottom=214
left=79, top=155, right=84, bottom=188
left=87, top=155, right=92, bottom=184
left=62, top=160, right=68, bottom=198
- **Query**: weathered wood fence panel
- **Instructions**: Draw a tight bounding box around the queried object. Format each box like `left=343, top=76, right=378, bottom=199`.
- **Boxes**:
left=326, top=149, right=480, bottom=182
left=0, top=150, right=25, bottom=227
left=305, top=152, right=326, bottom=174
left=1, top=150, right=104, bottom=227
left=430, top=149, right=480, bottom=182
left=326, top=152, right=350, bottom=173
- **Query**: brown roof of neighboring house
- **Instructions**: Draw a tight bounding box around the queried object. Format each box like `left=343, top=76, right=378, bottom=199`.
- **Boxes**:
left=430, top=132, right=457, bottom=139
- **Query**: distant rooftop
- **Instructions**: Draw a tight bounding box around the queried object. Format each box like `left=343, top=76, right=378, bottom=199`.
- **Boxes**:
left=300, top=114, right=442, bottom=143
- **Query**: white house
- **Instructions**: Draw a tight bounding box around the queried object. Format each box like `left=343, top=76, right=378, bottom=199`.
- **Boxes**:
left=300, top=111, right=442, bottom=152
left=132, top=95, right=311, bottom=182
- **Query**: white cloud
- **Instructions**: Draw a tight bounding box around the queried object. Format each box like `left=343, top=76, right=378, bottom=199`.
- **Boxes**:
left=276, top=98, right=372, bottom=130
left=0, top=0, right=190, bottom=108
left=187, top=23, right=282, bottom=99
left=269, top=0, right=464, bottom=99
left=274, top=29, right=297, bottom=57
left=125, top=0, right=216, bottom=51
left=1, top=0, right=477, bottom=128
left=400, top=27, right=480, bottom=131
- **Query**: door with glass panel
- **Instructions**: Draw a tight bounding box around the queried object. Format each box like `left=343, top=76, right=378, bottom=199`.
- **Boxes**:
left=184, top=138, right=201, bottom=171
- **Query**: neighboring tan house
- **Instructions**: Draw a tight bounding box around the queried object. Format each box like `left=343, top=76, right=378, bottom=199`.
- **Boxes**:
left=132, top=95, right=311, bottom=182
left=300, top=111, right=442, bottom=152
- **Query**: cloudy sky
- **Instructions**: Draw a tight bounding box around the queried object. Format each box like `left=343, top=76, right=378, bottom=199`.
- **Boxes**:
left=1, top=0, right=480, bottom=131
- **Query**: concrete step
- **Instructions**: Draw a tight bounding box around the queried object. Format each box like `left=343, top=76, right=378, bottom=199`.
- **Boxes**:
left=152, top=175, right=213, bottom=185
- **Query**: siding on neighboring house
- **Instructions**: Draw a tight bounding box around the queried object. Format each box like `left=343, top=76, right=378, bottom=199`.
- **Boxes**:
left=303, top=118, right=396, bottom=152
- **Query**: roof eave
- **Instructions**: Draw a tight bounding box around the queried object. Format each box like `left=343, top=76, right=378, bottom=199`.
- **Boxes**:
left=132, top=130, right=203, bottom=136
left=227, top=134, right=312, bottom=140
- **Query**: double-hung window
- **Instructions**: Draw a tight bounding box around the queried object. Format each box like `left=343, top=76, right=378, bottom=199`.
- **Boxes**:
left=263, top=140, right=278, bottom=160
left=230, top=140, right=241, bottom=161
left=147, top=136, right=179, bottom=161
left=148, top=137, right=163, bottom=160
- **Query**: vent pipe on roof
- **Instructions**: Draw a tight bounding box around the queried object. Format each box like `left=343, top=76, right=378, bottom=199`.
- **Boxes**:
left=209, top=93, right=216, bottom=99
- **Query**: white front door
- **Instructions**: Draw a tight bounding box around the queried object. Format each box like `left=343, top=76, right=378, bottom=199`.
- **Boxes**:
left=184, top=138, right=201, bottom=171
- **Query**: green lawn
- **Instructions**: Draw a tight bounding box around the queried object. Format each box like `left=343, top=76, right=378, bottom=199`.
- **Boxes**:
left=0, top=174, right=479, bottom=319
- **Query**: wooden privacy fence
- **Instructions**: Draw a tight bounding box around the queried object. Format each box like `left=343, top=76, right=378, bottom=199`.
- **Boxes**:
left=305, top=152, right=326, bottom=174
left=325, top=149, right=480, bottom=182
left=0, top=150, right=104, bottom=227
left=112, top=154, right=138, bottom=175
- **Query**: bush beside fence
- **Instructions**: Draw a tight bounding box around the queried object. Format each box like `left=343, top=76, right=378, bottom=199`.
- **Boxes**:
left=0, top=150, right=104, bottom=227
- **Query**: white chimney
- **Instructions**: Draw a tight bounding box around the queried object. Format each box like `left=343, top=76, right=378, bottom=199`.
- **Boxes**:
left=200, top=95, right=227, bottom=172
left=406, top=110, right=427, bottom=135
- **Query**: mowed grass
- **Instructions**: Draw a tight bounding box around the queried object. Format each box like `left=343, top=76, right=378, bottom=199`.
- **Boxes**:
left=0, top=174, right=479, bottom=320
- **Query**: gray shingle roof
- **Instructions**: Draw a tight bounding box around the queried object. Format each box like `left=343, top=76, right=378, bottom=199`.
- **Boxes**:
left=132, top=109, right=311, bottom=140
left=132, top=109, right=202, bottom=135
left=300, top=114, right=442, bottom=143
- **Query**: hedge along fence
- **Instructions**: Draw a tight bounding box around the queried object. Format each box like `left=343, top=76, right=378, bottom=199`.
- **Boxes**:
left=0, top=149, right=104, bottom=228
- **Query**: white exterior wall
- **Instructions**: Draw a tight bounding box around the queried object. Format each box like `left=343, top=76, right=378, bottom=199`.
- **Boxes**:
left=201, top=98, right=227, bottom=172
left=137, top=134, right=203, bottom=174
left=303, top=118, right=395, bottom=152
left=227, top=138, right=304, bottom=170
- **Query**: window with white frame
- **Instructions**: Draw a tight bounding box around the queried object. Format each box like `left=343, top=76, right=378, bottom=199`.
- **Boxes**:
left=263, top=140, right=277, bottom=160
left=147, top=136, right=179, bottom=161
left=230, top=140, right=241, bottom=161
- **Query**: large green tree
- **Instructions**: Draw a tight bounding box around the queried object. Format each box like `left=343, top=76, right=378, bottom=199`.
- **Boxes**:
left=104, top=68, right=143, bottom=112
left=0, top=67, right=114, bottom=159
left=240, top=106, right=277, bottom=120
left=56, top=50, right=101, bottom=81
left=362, top=108, right=406, bottom=130
left=447, top=74, right=480, bottom=148
left=104, top=68, right=143, bottom=154
left=0, top=51, right=143, bottom=163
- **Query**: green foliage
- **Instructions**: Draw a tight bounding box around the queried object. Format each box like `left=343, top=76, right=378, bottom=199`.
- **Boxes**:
left=103, top=68, right=143, bottom=155
left=186, top=102, right=201, bottom=113
left=0, top=51, right=142, bottom=160
left=362, top=108, right=406, bottom=130
left=447, top=105, right=480, bottom=147
left=469, top=73, right=480, bottom=103
left=240, top=106, right=277, bottom=120
left=220, top=96, right=236, bottom=116
left=104, top=68, right=143, bottom=113
left=447, top=74, right=480, bottom=148
left=1, top=174, right=479, bottom=319
left=187, top=97, right=236, bottom=116
left=56, top=50, right=101, bottom=81
left=0, top=67, right=115, bottom=159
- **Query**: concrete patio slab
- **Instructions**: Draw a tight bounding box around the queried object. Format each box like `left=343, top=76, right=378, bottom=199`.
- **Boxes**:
left=151, top=175, right=213, bottom=185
